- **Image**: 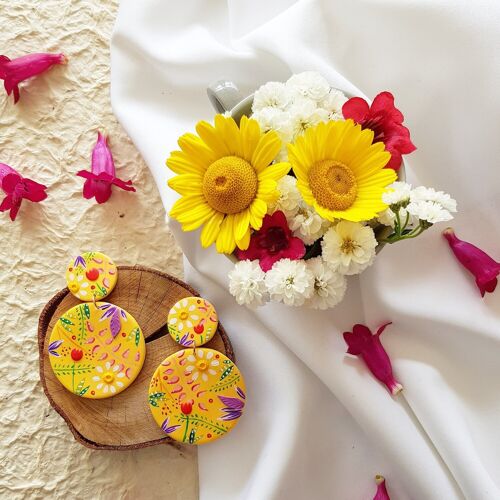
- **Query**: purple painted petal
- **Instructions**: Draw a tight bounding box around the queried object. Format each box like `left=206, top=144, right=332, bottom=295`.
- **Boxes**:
left=48, top=340, right=63, bottom=350
left=74, top=255, right=86, bottom=268
left=219, top=396, right=244, bottom=410
left=100, top=306, right=116, bottom=320
left=161, top=418, right=181, bottom=434
left=110, top=311, right=121, bottom=338
left=120, top=309, right=127, bottom=319
left=220, top=410, right=243, bottom=421
left=97, top=303, right=111, bottom=310
left=179, top=333, right=194, bottom=347
left=236, top=387, right=246, bottom=400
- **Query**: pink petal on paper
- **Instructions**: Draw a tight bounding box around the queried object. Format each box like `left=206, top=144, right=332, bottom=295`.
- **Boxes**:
left=373, top=476, right=390, bottom=500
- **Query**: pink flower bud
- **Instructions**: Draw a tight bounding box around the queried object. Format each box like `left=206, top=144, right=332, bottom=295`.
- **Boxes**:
left=343, top=322, right=402, bottom=396
left=0, top=52, right=67, bottom=104
left=443, top=227, right=500, bottom=297
left=76, top=132, right=135, bottom=204
left=373, top=475, right=390, bottom=500
left=0, top=163, right=48, bottom=221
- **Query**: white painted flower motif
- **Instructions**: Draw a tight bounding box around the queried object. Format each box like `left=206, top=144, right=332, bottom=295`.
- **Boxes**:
left=252, top=81, right=291, bottom=111
left=92, top=361, right=125, bottom=394
left=306, top=257, right=347, bottom=310
left=185, top=349, right=220, bottom=382
left=265, top=258, right=314, bottom=306
left=168, top=298, right=200, bottom=332
left=322, top=221, right=377, bottom=275
left=228, top=260, right=268, bottom=307
left=286, top=71, right=330, bottom=102
left=67, top=273, right=90, bottom=298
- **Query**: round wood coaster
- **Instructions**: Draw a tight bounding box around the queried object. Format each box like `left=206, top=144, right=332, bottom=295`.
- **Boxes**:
left=38, top=265, right=234, bottom=450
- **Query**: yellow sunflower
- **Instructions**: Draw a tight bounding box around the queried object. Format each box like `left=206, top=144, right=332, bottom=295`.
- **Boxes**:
left=167, top=115, right=290, bottom=254
left=287, top=119, right=397, bottom=222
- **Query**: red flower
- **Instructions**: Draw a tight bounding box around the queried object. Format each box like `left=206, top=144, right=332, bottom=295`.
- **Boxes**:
left=343, top=322, right=402, bottom=396
left=71, top=349, right=83, bottom=361
left=180, top=401, right=193, bottom=415
left=77, top=132, right=135, bottom=204
left=373, top=475, right=390, bottom=500
left=443, top=227, right=500, bottom=297
left=0, top=52, right=67, bottom=104
left=236, top=211, right=305, bottom=271
left=342, top=91, right=416, bottom=170
left=0, top=163, right=47, bottom=221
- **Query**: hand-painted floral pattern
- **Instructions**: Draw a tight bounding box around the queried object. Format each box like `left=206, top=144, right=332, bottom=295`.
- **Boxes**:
left=167, top=296, right=218, bottom=347
left=65, top=251, right=118, bottom=301
left=149, top=348, right=246, bottom=445
left=48, top=301, right=145, bottom=399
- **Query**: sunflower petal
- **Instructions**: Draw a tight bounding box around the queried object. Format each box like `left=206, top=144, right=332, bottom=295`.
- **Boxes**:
left=215, top=115, right=242, bottom=157
left=200, top=212, right=224, bottom=248
left=178, top=133, right=217, bottom=168
left=168, top=174, right=204, bottom=195
left=257, top=179, right=279, bottom=203
left=176, top=203, right=215, bottom=227
left=257, top=162, right=290, bottom=181
left=170, top=195, right=207, bottom=219
left=196, top=120, right=229, bottom=158
left=252, top=131, right=281, bottom=172
left=167, top=151, right=207, bottom=175
left=233, top=209, right=251, bottom=241
left=216, top=214, right=236, bottom=254
left=249, top=198, right=267, bottom=230
left=236, top=227, right=251, bottom=250
left=240, top=116, right=261, bottom=162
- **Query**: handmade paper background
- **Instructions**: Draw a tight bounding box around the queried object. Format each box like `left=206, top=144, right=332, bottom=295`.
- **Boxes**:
left=0, top=1, right=195, bottom=498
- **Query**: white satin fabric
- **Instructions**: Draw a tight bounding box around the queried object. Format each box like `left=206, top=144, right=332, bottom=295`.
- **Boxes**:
left=110, top=1, right=500, bottom=498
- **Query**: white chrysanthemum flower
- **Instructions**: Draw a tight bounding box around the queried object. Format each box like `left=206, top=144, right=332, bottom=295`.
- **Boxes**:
left=406, top=200, right=454, bottom=224
left=228, top=260, right=268, bottom=307
left=320, top=88, right=348, bottom=120
left=382, top=182, right=413, bottom=206
left=410, top=186, right=457, bottom=213
left=322, top=221, right=377, bottom=275
left=288, top=98, right=329, bottom=139
left=265, top=259, right=314, bottom=306
left=268, top=175, right=301, bottom=217
left=252, top=81, right=291, bottom=111
left=377, top=206, right=418, bottom=229
left=306, top=257, right=347, bottom=310
left=288, top=203, right=330, bottom=245
left=286, top=71, right=330, bottom=102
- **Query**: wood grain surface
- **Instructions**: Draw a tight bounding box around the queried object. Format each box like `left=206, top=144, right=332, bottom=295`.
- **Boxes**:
left=38, top=265, right=234, bottom=450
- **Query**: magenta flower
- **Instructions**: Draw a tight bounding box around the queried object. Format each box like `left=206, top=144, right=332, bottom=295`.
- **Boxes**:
left=343, top=322, right=402, bottom=396
left=235, top=211, right=305, bottom=271
left=373, top=476, right=390, bottom=500
left=443, top=227, right=500, bottom=297
left=0, top=163, right=48, bottom=221
left=0, top=52, right=67, bottom=104
left=77, top=132, right=135, bottom=204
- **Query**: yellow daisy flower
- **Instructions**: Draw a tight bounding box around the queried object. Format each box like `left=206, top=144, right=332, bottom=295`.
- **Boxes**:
left=287, top=119, right=397, bottom=222
left=167, top=115, right=290, bottom=254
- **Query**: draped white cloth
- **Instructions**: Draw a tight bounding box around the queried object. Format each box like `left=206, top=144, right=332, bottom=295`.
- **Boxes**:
left=110, top=1, right=500, bottom=498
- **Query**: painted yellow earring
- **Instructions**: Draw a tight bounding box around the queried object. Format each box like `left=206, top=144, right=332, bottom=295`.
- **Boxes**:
left=47, top=252, right=146, bottom=399
left=149, top=297, right=246, bottom=445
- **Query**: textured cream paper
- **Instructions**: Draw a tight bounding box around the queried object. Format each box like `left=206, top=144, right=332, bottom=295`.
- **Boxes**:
left=0, top=1, right=196, bottom=498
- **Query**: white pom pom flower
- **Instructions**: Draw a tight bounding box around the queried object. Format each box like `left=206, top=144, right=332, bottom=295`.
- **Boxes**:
left=265, top=258, right=314, bottom=306
left=268, top=175, right=302, bottom=217
left=229, top=260, right=268, bottom=307
left=306, top=257, right=347, bottom=310
left=288, top=97, right=329, bottom=139
left=286, top=71, right=330, bottom=102
left=406, top=200, right=454, bottom=224
left=410, top=186, right=457, bottom=213
left=382, top=182, right=413, bottom=206
left=288, top=203, right=330, bottom=245
left=322, top=221, right=377, bottom=275
left=320, top=88, right=348, bottom=121
left=252, top=81, right=291, bottom=111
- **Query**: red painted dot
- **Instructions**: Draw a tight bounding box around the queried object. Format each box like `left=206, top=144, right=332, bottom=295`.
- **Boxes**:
left=190, top=334, right=194, bottom=339
left=69, top=267, right=73, bottom=271
left=163, top=376, right=168, bottom=380
left=121, top=332, right=126, bottom=337
left=208, top=399, right=213, bottom=403
left=72, top=335, right=76, bottom=340
left=207, top=434, right=212, bottom=438
left=91, top=391, right=95, bottom=395
left=215, top=354, right=220, bottom=359
left=91, top=285, right=95, bottom=290
left=85, top=268, right=100, bottom=281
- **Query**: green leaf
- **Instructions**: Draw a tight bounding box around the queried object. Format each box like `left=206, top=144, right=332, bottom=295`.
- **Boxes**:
left=78, top=386, right=90, bottom=396
left=148, top=392, right=166, bottom=407
left=220, top=363, right=234, bottom=381
left=134, top=328, right=141, bottom=347
left=83, top=304, right=90, bottom=319
left=60, top=317, right=74, bottom=326
left=189, top=429, right=196, bottom=444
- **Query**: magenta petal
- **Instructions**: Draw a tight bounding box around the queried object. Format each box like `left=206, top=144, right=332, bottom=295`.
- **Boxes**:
left=112, top=176, right=136, bottom=193
left=1, top=173, right=22, bottom=194
left=21, top=178, right=48, bottom=202
left=0, top=163, right=17, bottom=184
left=342, top=97, right=370, bottom=122
left=373, top=476, right=390, bottom=500
left=0, top=194, right=13, bottom=212
left=91, top=132, right=115, bottom=176
left=93, top=181, right=113, bottom=204
left=443, top=228, right=500, bottom=297
left=259, top=254, right=280, bottom=272
left=286, top=236, right=306, bottom=260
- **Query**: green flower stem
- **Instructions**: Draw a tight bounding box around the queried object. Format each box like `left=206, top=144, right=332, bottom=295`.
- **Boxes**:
left=183, top=416, right=190, bottom=442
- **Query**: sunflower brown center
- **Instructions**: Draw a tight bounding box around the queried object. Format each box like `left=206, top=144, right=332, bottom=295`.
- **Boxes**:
left=308, top=160, right=357, bottom=211
left=203, top=156, right=258, bottom=214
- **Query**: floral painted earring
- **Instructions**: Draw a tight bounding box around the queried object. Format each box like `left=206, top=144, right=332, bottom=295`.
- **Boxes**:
left=47, top=252, right=146, bottom=399
left=148, top=297, right=246, bottom=445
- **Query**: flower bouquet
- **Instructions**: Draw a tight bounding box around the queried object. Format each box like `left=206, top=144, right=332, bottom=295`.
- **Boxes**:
left=166, top=72, right=457, bottom=309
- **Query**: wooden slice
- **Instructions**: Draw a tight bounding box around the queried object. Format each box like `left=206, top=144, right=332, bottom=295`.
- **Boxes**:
left=38, top=265, right=234, bottom=450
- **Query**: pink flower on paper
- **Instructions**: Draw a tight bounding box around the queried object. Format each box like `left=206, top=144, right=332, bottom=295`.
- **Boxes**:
left=77, top=132, right=135, bottom=204
left=342, top=91, right=416, bottom=170
left=373, top=475, right=390, bottom=500
left=443, top=227, right=500, bottom=297
left=0, top=163, right=47, bottom=221
left=235, top=211, right=305, bottom=271
left=343, top=322, right=403, bottom=396
left=0, top=52, right=67, bottom=104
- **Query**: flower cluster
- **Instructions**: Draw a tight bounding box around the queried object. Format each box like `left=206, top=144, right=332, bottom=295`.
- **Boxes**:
left=166, top=71, right=457, bottom=309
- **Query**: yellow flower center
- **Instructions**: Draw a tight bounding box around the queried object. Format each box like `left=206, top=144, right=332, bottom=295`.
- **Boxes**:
left=69, top=283, right=79, bottom=292
left=196, top=360, right=208, bottom=371
left=103, top=372, right=114, bottom=383
left=203, top=156, right=258, bottom=214
left=308, top=160, right=357, bottom=211
left=340, top=238, right=357, bottom=254
left=179, top=311, right=189, bottom=320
